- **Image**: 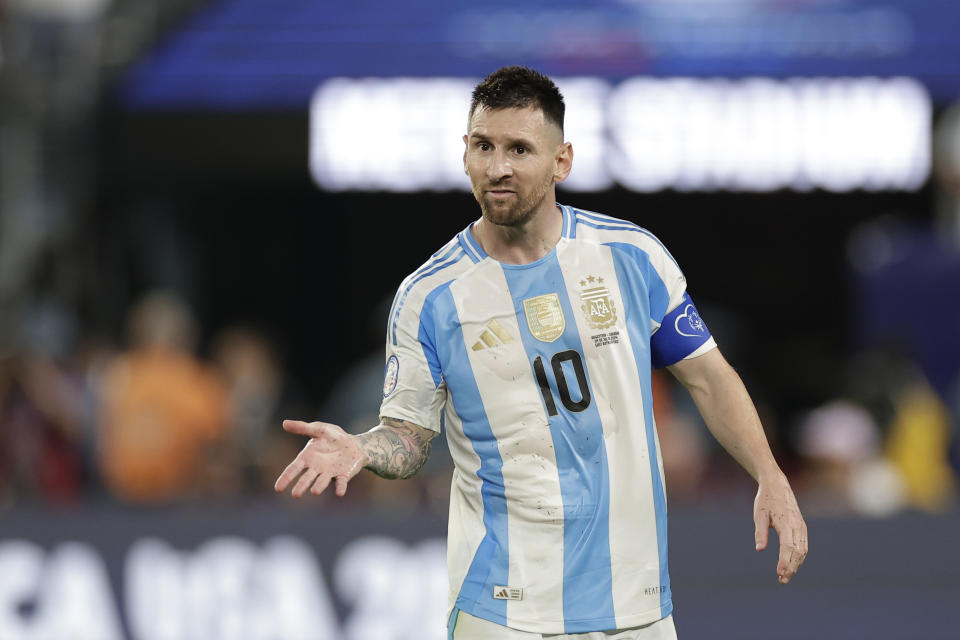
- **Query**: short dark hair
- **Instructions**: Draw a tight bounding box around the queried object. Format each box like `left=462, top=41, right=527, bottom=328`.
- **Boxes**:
left=470, top=66, right=565, bottom=133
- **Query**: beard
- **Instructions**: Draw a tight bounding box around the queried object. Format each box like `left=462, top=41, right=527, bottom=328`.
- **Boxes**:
left=472, top=173, right=554, bottom=228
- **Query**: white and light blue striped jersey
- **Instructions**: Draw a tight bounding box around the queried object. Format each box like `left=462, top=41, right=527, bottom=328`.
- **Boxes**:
left=380, top=204, right=716, bottom=635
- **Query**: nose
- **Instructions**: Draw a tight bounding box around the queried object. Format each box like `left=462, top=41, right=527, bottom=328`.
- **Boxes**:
left=486, top=149, right=513, bottom=182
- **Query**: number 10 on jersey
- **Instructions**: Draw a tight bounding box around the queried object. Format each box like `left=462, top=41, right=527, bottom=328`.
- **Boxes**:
left=532, top=350, right=592, bottom=416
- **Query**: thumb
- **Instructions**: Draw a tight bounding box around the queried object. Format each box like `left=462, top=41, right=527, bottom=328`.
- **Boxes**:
left=754, top=507, right=770, bottom=551
left=282, top=419, right=321, bottom=437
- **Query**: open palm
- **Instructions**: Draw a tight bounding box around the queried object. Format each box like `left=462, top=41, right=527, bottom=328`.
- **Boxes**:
left=274, top=420, right=365, bottom=498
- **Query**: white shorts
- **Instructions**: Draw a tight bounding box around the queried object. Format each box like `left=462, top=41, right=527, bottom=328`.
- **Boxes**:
left=451, top=610, right=678, bottom=640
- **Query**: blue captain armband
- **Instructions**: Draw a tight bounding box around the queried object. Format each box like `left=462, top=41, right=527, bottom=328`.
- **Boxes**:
left=650, top=292, right=712, bottom=369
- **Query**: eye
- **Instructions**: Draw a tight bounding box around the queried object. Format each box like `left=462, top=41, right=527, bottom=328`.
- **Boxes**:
left=478, top=142, right=491, bottom=152
left=515, top=146, right=527, bottom=155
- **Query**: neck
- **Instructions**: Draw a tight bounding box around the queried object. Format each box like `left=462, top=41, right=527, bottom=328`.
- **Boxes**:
left=473, top=201, right=563, bottom=265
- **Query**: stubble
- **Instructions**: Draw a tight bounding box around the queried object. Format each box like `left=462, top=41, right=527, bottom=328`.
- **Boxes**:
left=473, top=172, right=554, bottom=229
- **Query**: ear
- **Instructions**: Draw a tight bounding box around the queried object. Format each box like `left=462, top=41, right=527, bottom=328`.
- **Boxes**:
left=553, top=142, right=573, bottom=183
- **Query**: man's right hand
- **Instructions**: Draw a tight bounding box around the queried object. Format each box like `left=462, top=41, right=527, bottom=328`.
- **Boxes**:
left=274, top=420, right=366, bottom=498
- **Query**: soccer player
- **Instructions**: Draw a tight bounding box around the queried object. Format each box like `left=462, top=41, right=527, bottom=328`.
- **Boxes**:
left=275, top=66, right=808, bottom=639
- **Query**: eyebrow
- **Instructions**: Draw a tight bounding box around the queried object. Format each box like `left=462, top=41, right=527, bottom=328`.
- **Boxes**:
left=468, top=132, right=538, bottom=149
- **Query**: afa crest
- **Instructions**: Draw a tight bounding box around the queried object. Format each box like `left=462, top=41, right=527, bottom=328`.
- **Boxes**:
left=579, top=276, right=617, bottom=330
left=522, top=294, right=565, bottom=343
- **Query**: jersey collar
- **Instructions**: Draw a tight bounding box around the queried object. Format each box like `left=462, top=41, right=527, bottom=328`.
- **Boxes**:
left=458, top=203, right=574, bottom=264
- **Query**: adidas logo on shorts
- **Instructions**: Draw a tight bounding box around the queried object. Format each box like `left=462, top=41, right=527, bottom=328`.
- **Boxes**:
left=492, top=585, right=523, bottom=601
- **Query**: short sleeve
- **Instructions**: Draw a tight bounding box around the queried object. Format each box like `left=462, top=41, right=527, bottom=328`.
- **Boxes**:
left=642, top=238, right=715, bottom=368
left=379, top=284, right=447, bottom=433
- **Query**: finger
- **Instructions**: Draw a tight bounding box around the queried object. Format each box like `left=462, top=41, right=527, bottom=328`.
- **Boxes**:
left=274, top=460, right=304, bottom=493
left=780, top=525, right=808, bottom=584
left=778, top=552, right=794, bottom=583
left=310, top=474, right=332, bottom=496
left=291, top=470, right=319, bottom=498
left=776, top=517, right=792, bottom=574
left=777, top=524, right=804, bottom=584
left=754, top=507, right=770, bottom=551
left=282, top=420, right=323, bottom=437
left=790, top=527, right=808, bottom=569
left=334, top=475, right=349, bottom=497
left=779, top=549, right=801, bottom=584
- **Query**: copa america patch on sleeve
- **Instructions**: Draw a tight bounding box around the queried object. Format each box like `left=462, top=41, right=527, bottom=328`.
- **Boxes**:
left=382, top=355, right=399, bottom=397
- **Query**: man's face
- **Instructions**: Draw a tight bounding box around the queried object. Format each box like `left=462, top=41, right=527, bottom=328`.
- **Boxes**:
left=463, top=106, right=569, bottom=227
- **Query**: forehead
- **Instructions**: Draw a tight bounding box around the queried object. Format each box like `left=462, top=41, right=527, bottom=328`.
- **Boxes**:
left=467, top=106, right=557, bottom=142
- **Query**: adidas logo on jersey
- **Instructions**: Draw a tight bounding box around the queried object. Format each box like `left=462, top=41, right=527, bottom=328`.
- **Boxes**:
left=492, top=585, right=523, bottom=601
left=471, top=320, right=515, bottom=351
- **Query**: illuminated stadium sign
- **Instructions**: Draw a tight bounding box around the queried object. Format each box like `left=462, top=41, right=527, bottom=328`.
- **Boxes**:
left=309, top=77, right=930, bottom=193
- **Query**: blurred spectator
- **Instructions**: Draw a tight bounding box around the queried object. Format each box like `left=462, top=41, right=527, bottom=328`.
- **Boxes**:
left=886, top=380, right=957, bottom=513
left=795, top=398, right=906, bottom=517
left=96, top=290, right=228, bottom=503
left=0, top=299, right=90, bottom=505
left=799, top=344, right=958, bottom=516
left=210, top=325, right=310, bottom=495
left=933, top=102, right=960, bottom=478
left=0, top=352, right=86, bottom=504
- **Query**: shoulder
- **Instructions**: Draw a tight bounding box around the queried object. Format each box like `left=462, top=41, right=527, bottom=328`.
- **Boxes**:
left=564, top=204, right=678, bottom=266
left=397, top=231, right=483, bottom=296
left=387, top=231, right=476, bottom=341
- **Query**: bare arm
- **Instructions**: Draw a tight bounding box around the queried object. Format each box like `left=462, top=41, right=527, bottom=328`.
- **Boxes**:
left=273, top=417, right=437, bottom=498
left=356, top=417, right=437, bottom=480
left=668, top=348, right=808, bottom=584
left=668, top=348, right=779, bottom=481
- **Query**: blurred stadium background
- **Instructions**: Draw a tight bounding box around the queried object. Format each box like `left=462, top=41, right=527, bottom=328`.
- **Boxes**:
left=1, top=0, right=959, bottom=638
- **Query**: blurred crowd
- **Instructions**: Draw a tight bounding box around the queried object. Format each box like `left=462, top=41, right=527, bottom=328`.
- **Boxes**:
left=0, top=290, right=308, bottom=507
left=0, top=285, right=457, bottom=516
left=1, top=285, right=957, bottom=518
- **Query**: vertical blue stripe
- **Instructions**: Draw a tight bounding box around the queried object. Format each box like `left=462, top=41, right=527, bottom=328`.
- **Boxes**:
left=418, top=284, right=449, bottom=388
left=433, top=286, right=509, bottom=626
left=608, top=246, right=672, bottom=616
left=603, top=243, right=671, bottom=324
left=501, top=253, right=617, bottom=633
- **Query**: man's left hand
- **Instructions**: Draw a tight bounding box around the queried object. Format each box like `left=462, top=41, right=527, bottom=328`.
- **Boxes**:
left=753, top=474, right=808, bottom=584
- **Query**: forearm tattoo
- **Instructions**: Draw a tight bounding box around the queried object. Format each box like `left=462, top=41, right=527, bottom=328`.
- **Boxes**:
left=355, top=417, right=434, bottom=480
